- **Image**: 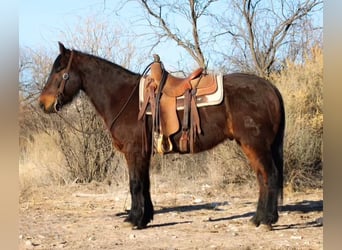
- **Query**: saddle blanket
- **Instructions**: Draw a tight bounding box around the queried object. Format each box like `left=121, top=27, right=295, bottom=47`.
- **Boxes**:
left=139, top=73, right=224, bottom=115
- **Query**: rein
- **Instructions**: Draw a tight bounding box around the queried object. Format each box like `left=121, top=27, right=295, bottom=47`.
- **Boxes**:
left=108, top=61, right=154, bottom=130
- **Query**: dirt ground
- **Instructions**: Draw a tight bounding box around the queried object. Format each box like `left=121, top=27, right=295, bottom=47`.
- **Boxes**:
left=19, top=180, right=323, bottom=250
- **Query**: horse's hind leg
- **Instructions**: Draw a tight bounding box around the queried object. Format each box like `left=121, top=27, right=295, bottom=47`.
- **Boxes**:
left=241, top=144, right=280, bottom=227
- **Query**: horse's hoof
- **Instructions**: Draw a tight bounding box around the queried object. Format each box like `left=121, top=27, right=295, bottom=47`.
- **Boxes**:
left=249, top=217, right=273, bottom=231
left=249, top=216, right=260, bottom=227
left=122, top=219, right=134, bottom=228
left=132, top=224, right=147, bottom=230
left=257, top=224, right=273, bottom=231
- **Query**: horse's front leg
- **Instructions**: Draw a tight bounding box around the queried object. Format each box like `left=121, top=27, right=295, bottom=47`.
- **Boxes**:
left=124, top=152, right=154, bottom=229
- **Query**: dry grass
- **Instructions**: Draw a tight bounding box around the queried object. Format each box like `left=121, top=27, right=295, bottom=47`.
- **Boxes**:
left=19, top=129, right=129, bottom=201
left=19, top=132, right=69, bottom=201
left=270, top=45, right=323, bottom=190
left=150, top=140, right=254, bottom=193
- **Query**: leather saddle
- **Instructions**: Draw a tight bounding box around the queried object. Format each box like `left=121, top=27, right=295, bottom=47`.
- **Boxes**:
left=138, top=54, right=218, bottom=154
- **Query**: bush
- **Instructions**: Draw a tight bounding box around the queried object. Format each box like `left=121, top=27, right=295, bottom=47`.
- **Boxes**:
left=270, top=45, right=323, bottom=190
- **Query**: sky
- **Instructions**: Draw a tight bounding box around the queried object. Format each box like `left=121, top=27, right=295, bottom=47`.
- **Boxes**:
left=20, top=0, right=116, bottom=49
left=19, top=0, right=187, bottom=70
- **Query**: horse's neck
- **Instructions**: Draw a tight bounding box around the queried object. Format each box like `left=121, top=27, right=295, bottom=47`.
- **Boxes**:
left=78, top=54, right=139, bottom=127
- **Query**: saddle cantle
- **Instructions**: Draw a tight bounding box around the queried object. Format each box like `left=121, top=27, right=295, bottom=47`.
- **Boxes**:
left=138, top=54, right=223, bottom=154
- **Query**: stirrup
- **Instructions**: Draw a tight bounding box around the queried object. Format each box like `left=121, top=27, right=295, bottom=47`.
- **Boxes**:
left=154, top=133, right=173, bottom=154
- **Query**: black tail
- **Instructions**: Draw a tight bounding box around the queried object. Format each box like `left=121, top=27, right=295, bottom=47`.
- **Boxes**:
left=271, top=86, right=285, bottom=204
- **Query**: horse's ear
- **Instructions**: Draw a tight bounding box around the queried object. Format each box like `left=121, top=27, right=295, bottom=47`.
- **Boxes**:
left=58, top=42, right=67, bottom=55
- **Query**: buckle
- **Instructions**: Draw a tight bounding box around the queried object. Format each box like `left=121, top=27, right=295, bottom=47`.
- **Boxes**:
left=62, top=72, right=69, bottom=80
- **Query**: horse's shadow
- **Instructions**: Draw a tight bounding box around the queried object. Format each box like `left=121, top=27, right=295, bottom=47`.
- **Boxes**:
left=115, top=202, right=226, bottom=218
left=280, top=199, right=323, bottom=213
left=207, top=199, right=323, bottom=230
left=116, top=200, right=323, bottom=230
left=155, top=201, right=228, bottom=214
left=272, top=199, right=323, bottom=230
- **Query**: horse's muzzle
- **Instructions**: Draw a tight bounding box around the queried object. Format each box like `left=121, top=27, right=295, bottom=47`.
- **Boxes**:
left=38, top=94, right=59, bottom=113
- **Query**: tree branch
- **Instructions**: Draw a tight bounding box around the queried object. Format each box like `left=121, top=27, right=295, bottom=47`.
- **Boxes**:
left=189, top=0, right=205, bottom=67
left=140, top=0, right=200, bottom=63
left=139, top=0, right=217, bottom=68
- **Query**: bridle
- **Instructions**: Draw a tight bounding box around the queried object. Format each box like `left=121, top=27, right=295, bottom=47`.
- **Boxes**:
left=57, top=50, right=74, bottom=98
left=53, top=50, right=102, bottom=135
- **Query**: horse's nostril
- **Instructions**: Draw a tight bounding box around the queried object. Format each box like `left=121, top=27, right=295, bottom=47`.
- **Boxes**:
left=39, top=101, right=45, bottom=110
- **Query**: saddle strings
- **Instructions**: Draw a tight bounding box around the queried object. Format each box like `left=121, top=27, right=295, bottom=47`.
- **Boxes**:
left=133, top=59, right=168, bottom=156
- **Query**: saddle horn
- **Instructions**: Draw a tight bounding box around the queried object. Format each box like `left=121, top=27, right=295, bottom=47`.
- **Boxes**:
left=153, top=54, right=160, bottom=63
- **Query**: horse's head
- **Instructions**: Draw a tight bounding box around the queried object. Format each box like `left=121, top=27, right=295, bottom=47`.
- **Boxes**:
left=39, top=42, right=82, bottom=113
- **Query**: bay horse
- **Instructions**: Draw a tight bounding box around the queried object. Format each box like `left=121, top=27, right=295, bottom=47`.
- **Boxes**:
left=39, top=42, right=285, bottom=229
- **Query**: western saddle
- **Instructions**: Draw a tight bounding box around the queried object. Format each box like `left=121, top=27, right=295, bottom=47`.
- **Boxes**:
left=138, top=54, right=218, bottom=154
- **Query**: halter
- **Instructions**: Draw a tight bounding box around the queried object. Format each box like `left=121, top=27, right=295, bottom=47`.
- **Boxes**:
left=57, top=50, right=74, bottom=97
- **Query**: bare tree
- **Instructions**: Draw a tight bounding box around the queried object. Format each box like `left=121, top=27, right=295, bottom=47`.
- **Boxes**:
left=19, top=48, right=57, bottom=139
left=60, top=15, right=145, bottom=71
left=127, top=0, right=322, bottom=76
left=215, top=0, right=323, bottom=76
left=137, top=0, right=219, bottom=69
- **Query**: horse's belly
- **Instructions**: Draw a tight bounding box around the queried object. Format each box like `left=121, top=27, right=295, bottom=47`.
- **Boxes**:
left=172, top=105, right=229, bottom=152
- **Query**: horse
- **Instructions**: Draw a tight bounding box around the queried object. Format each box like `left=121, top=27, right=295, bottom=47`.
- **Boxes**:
left=39, top=42, right=285, bottom=230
